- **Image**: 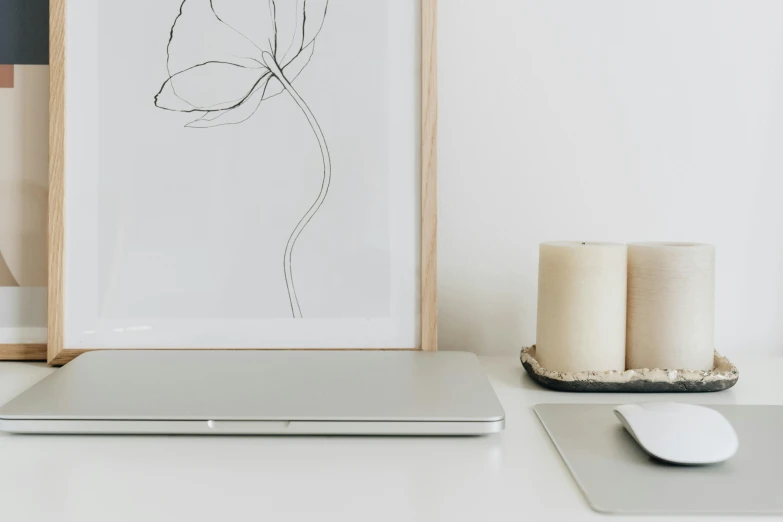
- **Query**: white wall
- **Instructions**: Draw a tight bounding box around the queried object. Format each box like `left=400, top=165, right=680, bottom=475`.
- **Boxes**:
left=439, top=0, right=783, bottom=357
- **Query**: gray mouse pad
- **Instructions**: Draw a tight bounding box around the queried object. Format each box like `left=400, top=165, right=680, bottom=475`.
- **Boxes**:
left=534, top=404, right=783, bottom=515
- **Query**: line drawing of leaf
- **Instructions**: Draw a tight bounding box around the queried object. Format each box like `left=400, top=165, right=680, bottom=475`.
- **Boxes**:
left=154, top=0, right=331, bottom=318
left=154, top=0, right=328, bottom=126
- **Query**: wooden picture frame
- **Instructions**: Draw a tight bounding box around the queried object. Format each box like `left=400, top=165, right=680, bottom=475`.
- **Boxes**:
left=0, top=343, right=47, bottom=361
left=0, top=0, right=50, bottom=361
left=49, top=0, right=438, bottom=365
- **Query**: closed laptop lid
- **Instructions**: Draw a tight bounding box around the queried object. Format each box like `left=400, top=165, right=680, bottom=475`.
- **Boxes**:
left=0, top=350, right=505, bottom=423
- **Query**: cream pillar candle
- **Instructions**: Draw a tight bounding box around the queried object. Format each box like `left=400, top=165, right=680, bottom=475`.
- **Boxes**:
left=626, top=243, right=715, bottom=370
left=536, top=242, right=628, bottom=372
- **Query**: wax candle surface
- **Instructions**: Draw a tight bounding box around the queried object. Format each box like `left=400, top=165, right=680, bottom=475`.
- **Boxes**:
left=627, top=243, right=715, bottom=370
left=536, top=242, right=627, bottom=372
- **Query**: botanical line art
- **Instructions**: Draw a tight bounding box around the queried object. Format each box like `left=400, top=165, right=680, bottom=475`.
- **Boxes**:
left=154, top=0, right=330, bottom=318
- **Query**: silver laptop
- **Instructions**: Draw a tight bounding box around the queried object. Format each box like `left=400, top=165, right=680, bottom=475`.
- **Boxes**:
left=0, top=350, right=505, bottom=435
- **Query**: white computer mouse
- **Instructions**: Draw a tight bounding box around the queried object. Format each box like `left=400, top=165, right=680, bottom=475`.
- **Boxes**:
left=614, top=403, right=739, bottom=465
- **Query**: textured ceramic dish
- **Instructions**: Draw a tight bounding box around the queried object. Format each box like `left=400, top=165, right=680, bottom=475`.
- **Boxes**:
left=520, top=346, right=738, bottom=393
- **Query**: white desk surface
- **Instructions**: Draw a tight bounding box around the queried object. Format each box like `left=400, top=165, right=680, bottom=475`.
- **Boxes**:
left=0, top=354, right=780, bottom=522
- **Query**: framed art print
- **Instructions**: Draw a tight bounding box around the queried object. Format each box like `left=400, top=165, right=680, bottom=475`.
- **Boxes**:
left=49, top=0, right=438, bottom=364
left=0, top=0, right=49, bottom=360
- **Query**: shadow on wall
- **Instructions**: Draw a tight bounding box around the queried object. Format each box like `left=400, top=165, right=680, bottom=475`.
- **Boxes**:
left=439, top=283, right=534, bottom=354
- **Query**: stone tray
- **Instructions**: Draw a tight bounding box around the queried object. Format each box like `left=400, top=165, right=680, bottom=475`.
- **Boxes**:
left=520, top=346, right=738, bottom=393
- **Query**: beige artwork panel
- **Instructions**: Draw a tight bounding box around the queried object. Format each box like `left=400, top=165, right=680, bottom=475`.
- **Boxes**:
left=0, top=64, right=49, bottom=288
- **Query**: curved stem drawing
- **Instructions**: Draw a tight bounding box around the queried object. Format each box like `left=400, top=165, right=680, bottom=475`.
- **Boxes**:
left=263, top=52, right=332, bottom=318
left=155, top=2, right=332, bottom=318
